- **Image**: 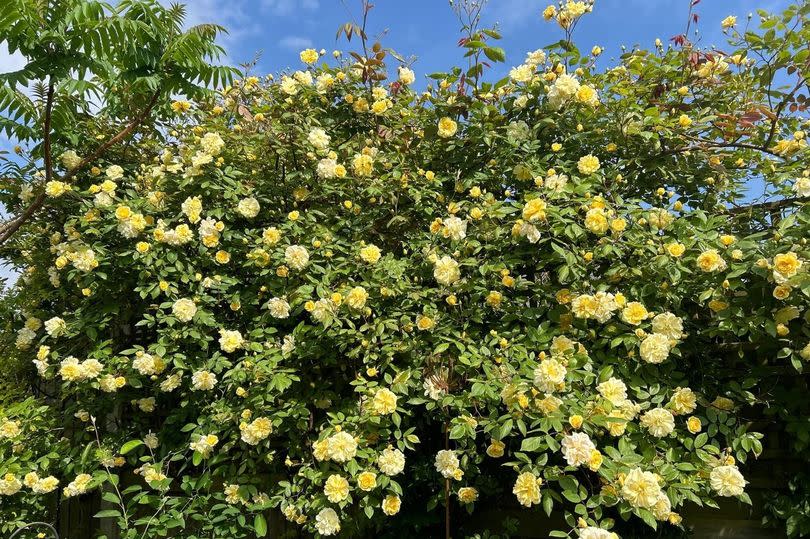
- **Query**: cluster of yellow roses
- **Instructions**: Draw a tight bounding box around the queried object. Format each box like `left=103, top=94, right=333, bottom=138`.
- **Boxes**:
left=4, top=2, right=809, bottom=536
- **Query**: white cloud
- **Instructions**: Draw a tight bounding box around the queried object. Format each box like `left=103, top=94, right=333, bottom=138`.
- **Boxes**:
left=156, top=0, right=262, bottom=60
left=261, top=0, right=319, bottom=16
left=0, top=43, right=26, bottom=75
left=278, top=36, right=314, bottom=51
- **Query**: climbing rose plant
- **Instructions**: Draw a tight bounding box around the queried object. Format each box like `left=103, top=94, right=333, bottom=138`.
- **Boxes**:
left=2, top=0, right=810, bottom=537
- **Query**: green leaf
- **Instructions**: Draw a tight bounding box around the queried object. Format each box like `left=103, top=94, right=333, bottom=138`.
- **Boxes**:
left=254, top=514, right=267, bottom=537
left=542, top=493, right=553, bottom=516
left=562, top=489, right=581, bottom=503
left=520, top=436, right=544, bottom=452
left=637, top=508, right=658, bottom=529
left=499, top=419, right=514, bottom=439
left=120, top=439, right=143, bottom=455
left=558, top=475, right=578, bottom=493
left=449, top=424, right=467, bottom=440
left=483, top=46, right=506, bottom=63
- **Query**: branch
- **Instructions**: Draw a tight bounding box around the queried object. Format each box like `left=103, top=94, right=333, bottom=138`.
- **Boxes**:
left=0, top=88, right=163, bottom=245
left=656, top=138, right=785, bottom=159
left=42, top=80, right=55, bottom=184
left=656, top=77, right=810, bottom=162
left=705, top=139, right=784, bottom=158
left=725, top=197, right=802, bottom=215
left=763, top=76, right=807, bottom=150
left=62, top=88, right=163, bottom=185
left=0, top=81, right=56, bottom=248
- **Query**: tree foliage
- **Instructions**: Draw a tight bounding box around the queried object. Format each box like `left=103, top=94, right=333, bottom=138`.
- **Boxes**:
left=0, top=0, right=238, bottom=245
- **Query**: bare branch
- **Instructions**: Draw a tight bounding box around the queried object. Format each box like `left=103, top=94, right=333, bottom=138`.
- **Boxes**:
left=763, top=76, right=807, bottom=150
left=725, top=197, right=803, bottom=215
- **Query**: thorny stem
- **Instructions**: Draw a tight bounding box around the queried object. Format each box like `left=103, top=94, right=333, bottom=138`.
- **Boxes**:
left=91, top=417, right=130, bottom=529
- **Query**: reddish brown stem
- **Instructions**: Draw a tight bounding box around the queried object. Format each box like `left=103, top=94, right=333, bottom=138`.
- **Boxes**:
left=42, top=81, right=55, bottom=184
left=0, top=88, right=162, bottom=245
left=62, top=88, right=163, bottom=185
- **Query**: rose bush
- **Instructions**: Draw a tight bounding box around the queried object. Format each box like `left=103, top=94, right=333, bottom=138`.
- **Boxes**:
left=2, top=0, right=810, bottom=537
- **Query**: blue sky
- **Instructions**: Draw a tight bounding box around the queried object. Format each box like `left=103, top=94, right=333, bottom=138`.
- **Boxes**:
left=193, top=0, right=791, bottom=82
left=0, top=0, right=795, bottom=284
left=0, top=0, right=795, bottom=147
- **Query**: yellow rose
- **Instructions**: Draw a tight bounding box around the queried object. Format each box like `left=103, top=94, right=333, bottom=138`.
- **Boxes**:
left=486, top=291, right=503, bottom=307
left=115, top=206, right=132, bottom=220
left=171, top=100, right=191, bottom=113
left=359, top=244, right=382, bottom=264
left=697, top=250, right=726, bottom=272
left=587, top=449, right=603, bottom=471
left=513, top=472, right=542, bottom=507
left=438, top=117, right=458, bottom=138
left=575, top=85, right=599, bottom=106
left=323, top=474, right=350, bottom=503
left=720, top=234, right=736, bottom=246
left=486, top=439, right=505, bottom=458
left=416, top=315, right=434, bottom=330
left=215, top=250, right=231, bottom=264
left=577, top=154, right=600, bottom=175
left=621, top=302, right=648, bottom=325
left=773, top=285, right=791, bottom=300
left=345, top=286, right=368, bottom=310
left=352, top=154, right=374, bottom=176
left=458, top=487, right=479, bottom=503
left=666, top=242, right=686, bottom=257
left=356, top=471, right=377, bottom=491
left=773, top=252, right=801, bottom=278
left=610, top=218, right=627, bottom=233
left=371, top=388, right=397, bottom=415
left=299, top=48, right=319, bottom=64
left=522, top=198, right=547, bottom=222
left=381, top=494, right=401, bottom=516
left=584, top=208, right=608, bottom=234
